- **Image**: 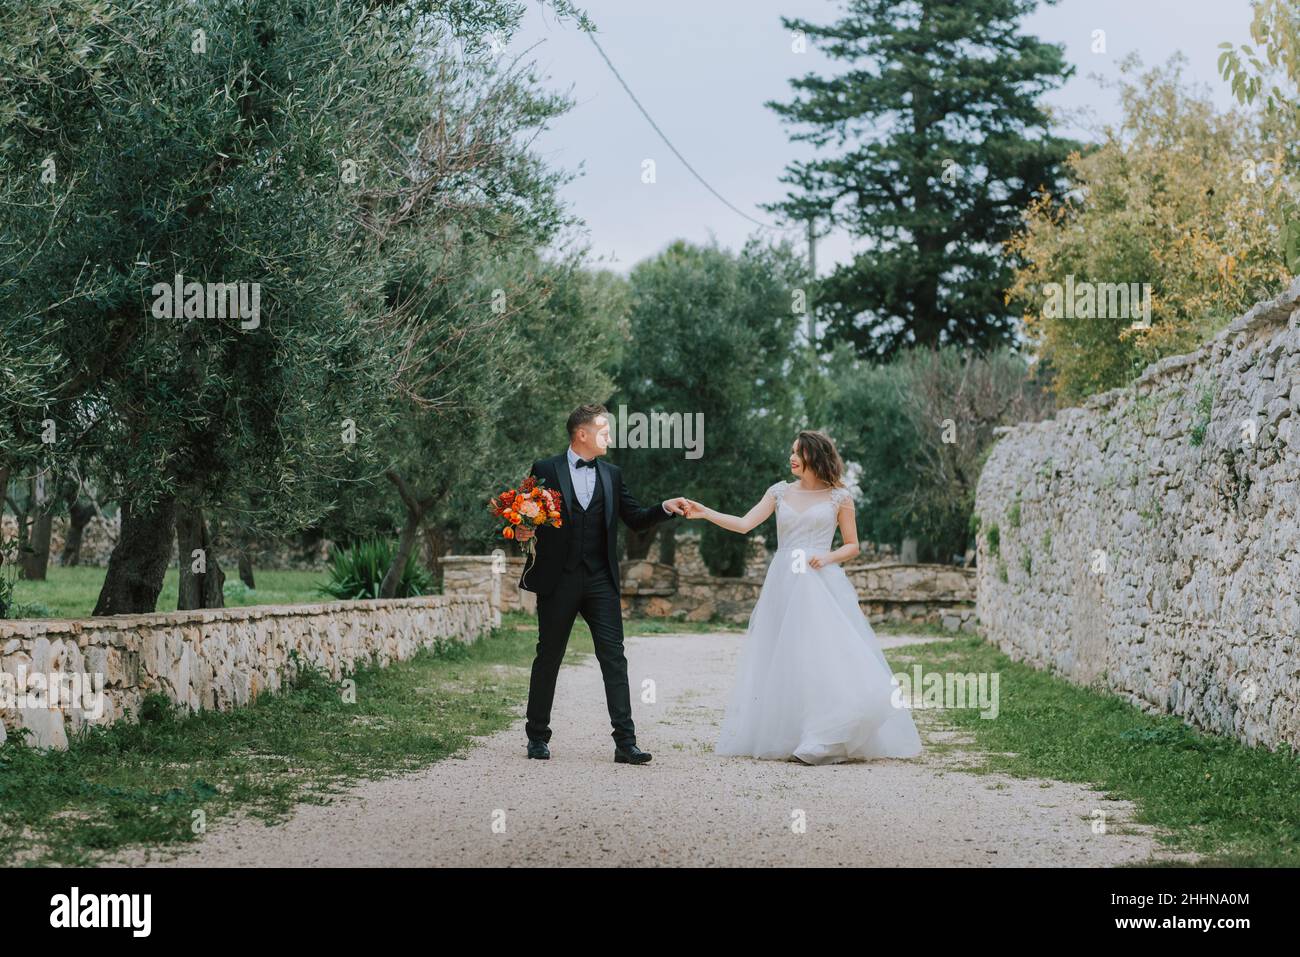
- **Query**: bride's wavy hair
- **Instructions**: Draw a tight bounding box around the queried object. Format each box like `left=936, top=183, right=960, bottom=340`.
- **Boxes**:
left=793, top=430, right=846, bottom=488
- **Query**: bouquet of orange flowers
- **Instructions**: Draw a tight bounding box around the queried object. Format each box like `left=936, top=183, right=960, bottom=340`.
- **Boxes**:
left=489, top=475, right=563, bottom=559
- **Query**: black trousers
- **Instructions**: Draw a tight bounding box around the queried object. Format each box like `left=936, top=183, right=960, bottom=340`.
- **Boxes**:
left=525, top=562, right=636, bottom=748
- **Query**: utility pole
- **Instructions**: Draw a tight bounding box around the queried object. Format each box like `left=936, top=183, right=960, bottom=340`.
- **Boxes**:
left=806, top=216, right=818, bottom=355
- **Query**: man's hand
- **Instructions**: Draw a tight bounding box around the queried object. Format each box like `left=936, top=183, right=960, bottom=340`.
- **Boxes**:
left=662, top=496, right=691, bottom=516
left=515, top=526, right=535, bottom=542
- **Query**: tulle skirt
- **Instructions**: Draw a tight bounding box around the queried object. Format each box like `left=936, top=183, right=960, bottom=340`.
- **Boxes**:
left=715, top=549, right=923, bottom=765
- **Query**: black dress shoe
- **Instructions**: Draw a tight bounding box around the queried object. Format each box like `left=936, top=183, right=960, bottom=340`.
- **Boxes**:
left=614, top=743, right=652, bottom=765
left=527, top=740, right=550, bottom=760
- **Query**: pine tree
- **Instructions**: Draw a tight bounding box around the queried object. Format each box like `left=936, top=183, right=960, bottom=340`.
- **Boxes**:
left=768, top=0, right=1076, bottom=359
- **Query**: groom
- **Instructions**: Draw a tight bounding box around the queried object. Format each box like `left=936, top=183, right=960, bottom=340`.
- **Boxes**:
left=515, top=403, right=690, bottom=764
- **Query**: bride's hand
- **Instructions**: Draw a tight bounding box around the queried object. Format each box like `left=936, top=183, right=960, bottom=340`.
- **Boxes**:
left=683, top=498, right=707, bottom=519
left=808, top=553, right=829, bottom=569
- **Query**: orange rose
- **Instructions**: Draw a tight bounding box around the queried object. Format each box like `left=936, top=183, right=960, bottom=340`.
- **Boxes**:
left=503, top=526, right=515, bottom=539
left=509, top=513, right=521, bottom=525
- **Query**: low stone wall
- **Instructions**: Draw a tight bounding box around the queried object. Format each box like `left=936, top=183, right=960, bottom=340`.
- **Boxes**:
left=975, top=279, right=1300, bottom=752
left=670, top=529, right=896, bottom=577
left=670, top=532, right=773, bottom=579
left=1, top=514, right=121, bottom=567
left=621, top=562, right=762, bottom=624
left=441, top=547, right=975, bottom=630
left=440, top=554, right=537, bottom=620
left=0, top=595, right=493, bottom=749
left=851, top=563, right=978, bottom=632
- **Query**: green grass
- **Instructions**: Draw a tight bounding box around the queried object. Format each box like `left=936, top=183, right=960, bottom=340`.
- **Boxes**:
left=0, top=617, right=585, bottom=866
left=10, top=566, right=326, bottom=619
left=1189, top=384, right=1215, bottom=447
left=889, top=635, right=1300, bottom=867
left=873, top=619, right=962, bottom=639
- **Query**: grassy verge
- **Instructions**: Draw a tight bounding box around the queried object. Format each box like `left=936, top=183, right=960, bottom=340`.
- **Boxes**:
left=10, top=566, right=326, bottom=620
left=872, top=619, right=964, bottom=638
left=0, top=618, right=590, bottom=867
left=888, top=635, right=1300, bottom=867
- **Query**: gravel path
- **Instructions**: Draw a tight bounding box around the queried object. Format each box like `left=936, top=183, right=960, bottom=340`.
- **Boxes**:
left=119, top=632, right=1189, bottom=867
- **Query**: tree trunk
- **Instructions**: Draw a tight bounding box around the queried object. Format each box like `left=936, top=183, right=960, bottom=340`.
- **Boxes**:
left=657, top=527, right=676, bottom=566
left=624, top=524, right=657, bottom=560
left=8, top=480, right=32, bottom=566
left=422, top=524, right=448, bottom=590
left=0, top=464, right=9, bottom=591
left=93, top=498, right=177, bottom=616
left=22, top=512, right=53, bottom=580
left=237, top=551, right=255, bottom=589
left=380, top=470, right=433, bottom=600
left=176, top=505, right=225, bottom=610
left=380, top=512, right=422, bottom=599
left=61, top=500, right=96, bottom=566
left=19, top=476, right=52, bottom=580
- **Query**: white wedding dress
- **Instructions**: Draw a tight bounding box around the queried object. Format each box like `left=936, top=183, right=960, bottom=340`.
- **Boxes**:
left=715, top=481, right=923, bottom=765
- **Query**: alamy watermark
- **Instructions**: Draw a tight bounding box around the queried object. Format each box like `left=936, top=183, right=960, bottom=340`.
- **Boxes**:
left=1042, top=274, right=1151, bottom=329
left=0, top=668, right=105, bottom=720
left=891, top=665, right=1000, bottom=719
left=600, top=405, right=704, bottom=460
left=150, top=273, right=261, bottom=330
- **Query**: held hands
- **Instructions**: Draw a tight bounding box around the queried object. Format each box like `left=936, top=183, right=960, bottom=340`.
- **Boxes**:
left=663, top=496, right=691, bottom=516
left=681, top=498, right=708, bottom=519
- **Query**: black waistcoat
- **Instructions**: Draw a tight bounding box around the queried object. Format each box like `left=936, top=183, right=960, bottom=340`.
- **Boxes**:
left=564, top=469, right=608, bottom=573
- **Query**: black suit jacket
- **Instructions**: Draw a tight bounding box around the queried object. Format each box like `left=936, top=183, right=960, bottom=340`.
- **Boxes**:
left=518, top=452, right=676, bottom=597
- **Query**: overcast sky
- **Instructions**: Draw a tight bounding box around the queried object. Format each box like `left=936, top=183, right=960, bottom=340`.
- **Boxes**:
left=508, top=0, right=1257, bottom=275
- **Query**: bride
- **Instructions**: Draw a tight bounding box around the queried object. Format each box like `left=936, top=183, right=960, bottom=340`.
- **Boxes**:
left=683, top=430, right=922, bottom=765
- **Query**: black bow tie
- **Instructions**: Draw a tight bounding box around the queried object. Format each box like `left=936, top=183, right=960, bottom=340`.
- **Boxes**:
left=575, top=457, right=596, bottom=469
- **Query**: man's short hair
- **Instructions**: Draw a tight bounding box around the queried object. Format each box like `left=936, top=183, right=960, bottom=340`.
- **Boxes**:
left=566, top=403, right=609, bottom=438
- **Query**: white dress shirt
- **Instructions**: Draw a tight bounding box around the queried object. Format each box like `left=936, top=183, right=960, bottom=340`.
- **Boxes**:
left=566, top=446, right=672, bottom=515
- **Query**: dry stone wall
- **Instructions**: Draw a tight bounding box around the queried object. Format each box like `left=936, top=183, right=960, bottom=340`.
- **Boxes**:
left=0, top=595, right=493, bottom=749
left=976, top=279, right=1300, bottom=751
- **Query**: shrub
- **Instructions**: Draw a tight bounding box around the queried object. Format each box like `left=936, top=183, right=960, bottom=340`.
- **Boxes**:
left=824, top=344, right=1051, bottom=563
left=1005, top=56, right=1294, bottom=402
left=320, top=538, right=433, bottom=601
left=1189, top=386, right=1214, bottom=447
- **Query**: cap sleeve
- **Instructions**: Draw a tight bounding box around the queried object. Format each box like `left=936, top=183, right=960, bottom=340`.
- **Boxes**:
left=831, top=486, right=854, bottom=510
left=767, top=481, right=788, bottom=502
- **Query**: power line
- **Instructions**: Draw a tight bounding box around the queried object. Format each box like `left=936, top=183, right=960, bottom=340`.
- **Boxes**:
left=583, top=29, right=801, bottom=235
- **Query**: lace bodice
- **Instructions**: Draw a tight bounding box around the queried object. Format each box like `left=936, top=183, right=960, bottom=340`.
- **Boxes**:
left=768, top=481, right=853, bottom=552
